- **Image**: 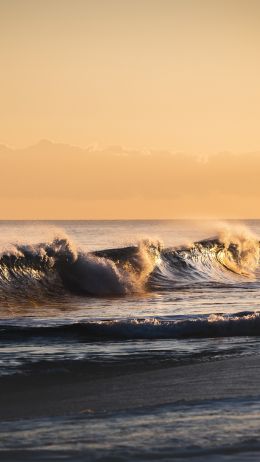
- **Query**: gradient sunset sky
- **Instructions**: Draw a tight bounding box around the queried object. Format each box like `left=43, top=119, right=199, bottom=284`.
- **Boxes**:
left=1, top=0, right=260, bottom=219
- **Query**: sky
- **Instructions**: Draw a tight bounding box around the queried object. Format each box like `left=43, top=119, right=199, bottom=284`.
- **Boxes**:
left=0, top=0, right=260, bottom=218
left=0, top=141, right=260, bottom=219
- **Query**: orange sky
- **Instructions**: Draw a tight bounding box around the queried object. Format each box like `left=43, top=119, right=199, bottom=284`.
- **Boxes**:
left=0, top=1, right=260, bottom=218
left=0, top=141, right=260, bottom=219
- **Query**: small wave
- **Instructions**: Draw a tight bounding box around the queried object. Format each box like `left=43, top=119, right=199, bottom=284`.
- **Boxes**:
left=1, top=311, right=260, bottom=340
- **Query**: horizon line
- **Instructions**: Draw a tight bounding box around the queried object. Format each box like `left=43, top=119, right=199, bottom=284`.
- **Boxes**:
left=0, top=218, right=259, bottom=222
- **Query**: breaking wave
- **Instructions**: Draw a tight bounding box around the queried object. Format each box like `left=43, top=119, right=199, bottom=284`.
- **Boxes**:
left=0, top=225, right=258, bottom=299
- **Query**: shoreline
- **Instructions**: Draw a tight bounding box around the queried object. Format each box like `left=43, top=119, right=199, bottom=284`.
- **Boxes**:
left=1, top=354, right=260, bottom=421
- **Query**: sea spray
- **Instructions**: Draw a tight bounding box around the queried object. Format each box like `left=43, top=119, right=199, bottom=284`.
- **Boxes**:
left=217, top=224, right=259, bottom=275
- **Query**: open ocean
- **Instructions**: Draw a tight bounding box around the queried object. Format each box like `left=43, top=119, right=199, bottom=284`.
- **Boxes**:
left=1, top=219, right=260, bottom=461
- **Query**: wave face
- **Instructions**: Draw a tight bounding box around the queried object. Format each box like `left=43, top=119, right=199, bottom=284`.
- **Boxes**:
left=149, top=238, right=259, bottom=290
left=0, top=227, right=258, bottom=300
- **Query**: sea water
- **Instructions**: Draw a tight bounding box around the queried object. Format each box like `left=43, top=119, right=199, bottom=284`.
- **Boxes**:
left=1, top=219, right=260, bottom=461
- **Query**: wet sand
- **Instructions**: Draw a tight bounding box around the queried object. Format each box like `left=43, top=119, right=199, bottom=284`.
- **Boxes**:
left=0, top=355, right=260, bottom=421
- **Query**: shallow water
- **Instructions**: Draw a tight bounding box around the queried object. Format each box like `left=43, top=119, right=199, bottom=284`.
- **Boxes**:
left=1, top=398, right=260, bottom=461
left=1, top=219, right=260, bottom=460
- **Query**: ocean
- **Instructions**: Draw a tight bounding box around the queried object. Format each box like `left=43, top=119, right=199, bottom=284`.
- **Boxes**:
left=1, top=219, right=260, bottom=461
